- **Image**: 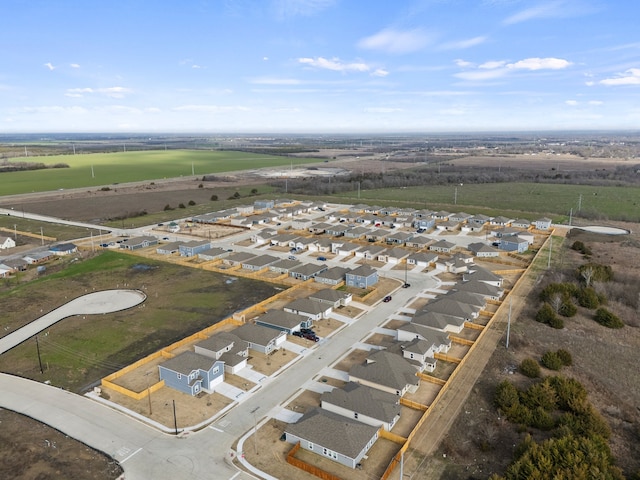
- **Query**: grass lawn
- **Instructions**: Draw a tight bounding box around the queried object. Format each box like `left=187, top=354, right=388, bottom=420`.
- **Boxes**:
left=1, top=149, right=320, bottom=195
left=0, top=251, right=284, bottom=392
left=336, top=182, right=640, bottom=222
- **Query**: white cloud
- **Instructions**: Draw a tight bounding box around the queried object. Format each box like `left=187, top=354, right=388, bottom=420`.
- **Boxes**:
left=502, top=1, right=595, bottom=25
left=455, top=57, right=571, bottom=81
left=454, top=59, right=474, bottom=68
left=65, top=86, right=132, bottom=98
left=70, top=63, right=80, bottom=69
left=358, top=28, right=432, bottom=54
left=479, top=60, right=507, bottom=69
left=565, top=100, right=578, bottom=106
left=298, top=57, right=373, bottom=74
left=44, top=62, right=56, bottom=71
left=507, top=57, right=571, bottom=70
left=588, top=100, right=603, bottom=105
left=192, top=64, right=202, bottom=69
left=372, top=68, right=389, bottom=77
left=439, top=36, right=487, bottom=51
left=599, top=68, right=640, bottom=86
left=173, top=105, right=250, bottom=112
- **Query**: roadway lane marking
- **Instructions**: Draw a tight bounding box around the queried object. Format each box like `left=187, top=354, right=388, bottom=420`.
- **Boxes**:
left=120, top=447, right=143, bottom=464
left=229, top=473, right=241, bottom=479
left=210, top=426, right=224, bottom=432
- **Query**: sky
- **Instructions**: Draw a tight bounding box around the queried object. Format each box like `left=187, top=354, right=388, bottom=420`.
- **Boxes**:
left=1, top=0, right=640, bottom=133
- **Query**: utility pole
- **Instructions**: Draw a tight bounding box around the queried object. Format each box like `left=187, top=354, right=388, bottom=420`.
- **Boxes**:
left=172, top=399, right=178, bottom=435
left=569, top=208, right=573, bottom=226
left=506, top=297, right=512, bottom=349
left=36, top=336, right=44, bottom=373
left=454, top=187, right=458, bottom=205
left=40, top=227, right=44, bottom=245
left=357, top=181, right=361, bottom=199
left=578, top=194, right=582, bottom=212
left=547, top=236, right=553, bottom=269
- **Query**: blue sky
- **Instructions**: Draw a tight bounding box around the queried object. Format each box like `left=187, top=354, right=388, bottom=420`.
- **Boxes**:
left=2, top=0, right=639, bottom=133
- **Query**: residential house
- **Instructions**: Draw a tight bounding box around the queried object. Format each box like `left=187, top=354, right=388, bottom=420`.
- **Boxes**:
left=283, top=298, right=332, bottom=320
left=349, top=350, right=420, bottom=396
left=291, top=218, right=313, bottom=231
left=314, top=266, right=351, bottom=286
left=344, top=226, right=370, bottom=240
left=241, top=254, right=280, bottom=271
left=321, top=382, right=401, bottom=431
left=119, top=236, right=158, bottom=250
left=400, top=338, right=437, bottom=372
left=345, top=265, right=378, bottom=288
left=254, top=199, right=275, bottom=210
left=0, top=236, right=16, bottom=250
left=158, top=352, right=224, bottom=396
left=429, top=239, right=456, bottom=253
left=467, top=242, right=500, bottom=258
left=23, top=251, right=53, bottom=264
left=333, top=241, right=361, bottom=257
left=405, top=236, right=431, bottom=249
left=326, top=224, right=351, bottom=237
left=463, top=265, right=503, bottom=287
left=411, top=310, right=466, bottom=334
left=412, top=217, right=435, bottom=230
left=269, top=233, right=299, bottom=247
left=232, top=323, right=286, bottom=355
left=308, top=289, right=352, bottom=308
left=194, top=332, right=248, bottom=374
left=378, top=247, right=410, bottom=264
left=420, top=297, right=481, bottom=321
left=511, top=218, right=532, bottom=229
left=289, top=263, right=328, bottom=281
left=255, top=309, right=311, bottom=334
left=436, top=220, right=460, bottom=231
left=454, top=280, right=504, bottom=301
left=533, top=217, right=552, bottom=230
left=156, top=241, right=181, bottom=255
left=49, top=243, right=78, bottom=256
left=449, top=212, right=473, bottom=223
left=490, top=216, right=514, bottom=226
left=197, top=247, right=228, bottom=261
left=284, top=408, right=380, bottom=469
left=396, top=322, right=452, bottom=353
left=385, top=231, right=414, bottom=245
left=407, top=252, right=438, bottom=268
left=223, top=251, right=257, bottom=267
left=309, top=222, right=332, bottom=235
left=498, top=236, right=529, bottom=253
left=268, top=259, right=301, bottom=275
left=179, top=240, right=211, bottom=257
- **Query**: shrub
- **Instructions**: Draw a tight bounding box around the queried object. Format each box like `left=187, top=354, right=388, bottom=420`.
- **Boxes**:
left=210, top=194, right=218, bottom=201
left=178, top=203, right=186, bottom=209
left=198, top=183, right=203, bottom=188
left=188, top=200, right=196, bottom=206
left=251, top=188, right=258, bottom=194
left=541, top=351, right=563, bottom=371
left=548, top=314, right=564, bottom=329
left=519, top=358, right=540, bottom=378
left=535, top=303, right=557, bottom=325
left=163, top=204, right=172, bottom=211
left=556, top=349, right=573, bottom=366
left=576, top=286, right=600, bottom=309
left=232, top=191, right=241, bottom=198
left=495, top=380, right=520, bottom=412
left=559, top=301, right=577, bottom=317
left=571, top=240, right=592, bottom=255
left=594, top=307, right=624, bottom=329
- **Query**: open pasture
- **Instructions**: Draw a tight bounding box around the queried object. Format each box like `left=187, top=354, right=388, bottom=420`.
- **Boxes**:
left=342, top=182, right=640, bottom=222
left=0, top=149, right=318, bottom=195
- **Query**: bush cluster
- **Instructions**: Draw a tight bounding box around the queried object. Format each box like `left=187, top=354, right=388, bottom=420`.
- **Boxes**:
left=594, top=307, right=624, bottom=329
left=570, top=240, right=592, bottom=255
left=541, top=349, right=572, bottom=371
left=519, top=358, right=540, bottom=378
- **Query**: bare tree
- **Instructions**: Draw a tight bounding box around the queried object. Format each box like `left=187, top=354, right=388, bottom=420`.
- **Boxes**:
left=580, top=265, right=595, bottom=288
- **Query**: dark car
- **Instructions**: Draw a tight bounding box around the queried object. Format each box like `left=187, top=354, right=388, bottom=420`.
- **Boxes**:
left=292, top=331, right=304, bottom=337
left=302, top=332, right=319, bottom=342
left=317, top=256, right=327, bottom=261
left=402, top=283, right=411, bottom=288
left=300, top=328, right=315, bottom=335
left=383, top=295, right=392, bottom=302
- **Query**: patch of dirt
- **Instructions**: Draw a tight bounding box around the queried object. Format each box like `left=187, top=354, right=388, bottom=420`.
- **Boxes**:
left=0, top=409, right=123, bottom=480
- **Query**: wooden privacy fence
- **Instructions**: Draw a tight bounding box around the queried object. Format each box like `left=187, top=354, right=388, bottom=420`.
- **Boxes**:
left=286, top=442, right=343, bottom=480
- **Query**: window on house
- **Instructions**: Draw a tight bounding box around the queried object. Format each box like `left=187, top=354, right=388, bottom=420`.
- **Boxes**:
left=177, top=373, right=182, bottom=380
left=308, top=442, right=313, bottom=450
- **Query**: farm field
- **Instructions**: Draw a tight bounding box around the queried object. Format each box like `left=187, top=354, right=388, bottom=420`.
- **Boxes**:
left=0, top=149, right=320, bottom=195
left=338, top=182, right=640, bottom=222
left=0, top=251, right=283, bottom=393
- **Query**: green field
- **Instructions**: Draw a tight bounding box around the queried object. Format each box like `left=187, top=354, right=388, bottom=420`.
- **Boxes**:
left=339, top=182, right=640, bottom=222
left=0, top=149, right=319, bottom=195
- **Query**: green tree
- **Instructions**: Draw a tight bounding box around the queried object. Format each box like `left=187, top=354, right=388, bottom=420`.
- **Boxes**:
left=519, top=358, right=540, bottom=378
left=594, top=307, right=624, bottom=329
left=541, top=351, right=563, bottom=371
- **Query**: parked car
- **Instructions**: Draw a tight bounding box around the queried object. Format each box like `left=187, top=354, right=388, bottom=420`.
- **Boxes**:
left=300, top=328, right=315, bottom=335
left=416, top=228, right=425, bottom=233
left=302, top=332, right=320, bottom=342
left=402, top=283, right=411, bottom=288
left=383, top=295, right=392, bottom=302
left=317, top=256, right=327, bottom=261
left=288, top=255, right=297, bottom=260
left=292, top=331, right=304, bottom=337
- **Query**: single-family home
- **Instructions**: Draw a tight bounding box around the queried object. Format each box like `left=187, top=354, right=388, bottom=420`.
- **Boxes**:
left=321, top=382, right=401, bottom=431
left=400, top=338, right=437, bottom=372
left=396, top=322, right=452, bottom=353
left=344, top=226, right=370, bottom=240
left=241, top=254, right=280, bottom=271
left=511, top=219, right=532, bottom=229
left=467, top=242, right=500, bottom=258
left=179, top=239, right=211, bottom=257
left=0, top=236, right=16, bottom=250
left=429, top=239, right=456, bottom=254
left=119, top=236, right=158, bottom=250
left=289, top=263, right=329, bottom=281
left=533, top=217, right=552, bottom=230
left=158, top=352, right=225, bottom=396
left=284, top=408, right=380, bottom=469
left=23, top=251, right=53, bottom=264
left=405, top=236, right=432, bottom=249
left=156, top=241, right=181, bottom=255
left=449, top=212, right=473, bottom=223
left=385, top=231, right=414, bottom=245
left=194, top=332, right=248, bottom=374
left=349, top=350, right=420, bottom=396
left=436, top=220, right=460, bottom=231
left=314, top=266, right=351, bottom=286
left=268, top=259, right=301, bottom=274
left=420, top=297, right=481, bottom=321
left=463, top=266, right=503, bottom=287
left=413, top=217, right=436, bottom=230
left=345, top=265, right=378, bottom=288
left=498, top=235, right=529, bottom=253
left=308, top=289, right=352, bottom=308
left=232, top=323, right=286, bottom=355
left=378, top=247, right=410, bottom=264
left=254, top=199, right=275, bottom=210
left=49, top=243, right=78, bottom=256
left=223, top=251, right=257, bottom=267
left=255, top=309, right=311, bottom=334
left=411, top=311, right=466, bottom=334
left=407, top=252, right=438, bottom=268
left=283, top=298, right=333, bottom=320
left=197, top=247, right=228, bottom=261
